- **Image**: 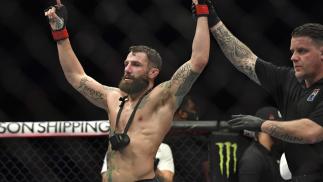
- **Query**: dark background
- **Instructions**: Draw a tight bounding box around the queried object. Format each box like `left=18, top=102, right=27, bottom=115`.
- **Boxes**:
left=0, top=0, right=322, bottom=121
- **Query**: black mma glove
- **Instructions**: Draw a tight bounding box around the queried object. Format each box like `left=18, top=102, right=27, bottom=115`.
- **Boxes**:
left=45, top=3, right=69, bottom=41
left=227, top=114, right=265, bottom=132
left=191, top=0, right=209, bottom=20
left=205, top=0, right=220, bottom=27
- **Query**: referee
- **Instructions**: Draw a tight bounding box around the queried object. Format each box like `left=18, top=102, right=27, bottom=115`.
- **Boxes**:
left=204, top=0, right=323, bottom=181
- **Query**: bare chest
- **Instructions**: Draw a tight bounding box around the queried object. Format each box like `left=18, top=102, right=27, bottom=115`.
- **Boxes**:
left=107, top=91, right=174, bottom=135
left=110, top=104, right=151, bottom=134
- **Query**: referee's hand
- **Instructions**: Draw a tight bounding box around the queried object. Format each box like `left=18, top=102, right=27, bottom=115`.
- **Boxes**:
left=228, top=114, right=265, bottom=132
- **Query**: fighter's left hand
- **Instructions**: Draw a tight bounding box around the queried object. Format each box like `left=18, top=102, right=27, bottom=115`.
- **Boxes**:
left=227, top=114, right=265, bottom=132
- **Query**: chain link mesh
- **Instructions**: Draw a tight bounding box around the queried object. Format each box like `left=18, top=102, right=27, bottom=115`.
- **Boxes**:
left=0, top=129, right=251, bottom=182
left=0, top=138, right=108, bottom=182
left=0, top=134, right=214, bottom=182
left=166, top=134, right=210, bottom=182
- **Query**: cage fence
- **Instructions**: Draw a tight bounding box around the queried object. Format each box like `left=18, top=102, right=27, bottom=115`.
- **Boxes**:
left=0, top=121, right=251, bottom=182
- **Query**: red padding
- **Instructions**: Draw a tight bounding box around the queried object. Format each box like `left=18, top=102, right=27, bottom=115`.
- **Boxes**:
left=196, top=5, right=209, bottom=15
left=52, top=27, right=69, bottom=41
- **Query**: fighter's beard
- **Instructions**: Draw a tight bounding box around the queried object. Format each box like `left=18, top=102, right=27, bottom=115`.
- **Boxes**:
left=118, top=75, right=149, bottom=95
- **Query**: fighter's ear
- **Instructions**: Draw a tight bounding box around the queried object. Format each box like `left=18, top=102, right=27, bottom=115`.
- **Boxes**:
left=148, top=68, right=159, bottom=79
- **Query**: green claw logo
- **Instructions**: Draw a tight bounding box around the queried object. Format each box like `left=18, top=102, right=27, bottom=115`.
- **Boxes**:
left=216, top=142, right=238, bottom=178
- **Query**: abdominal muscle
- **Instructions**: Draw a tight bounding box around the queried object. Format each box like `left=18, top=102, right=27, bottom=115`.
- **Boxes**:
left=105, top=90, right=174, bottom=182
left=106, top=131, right=160, bottom=182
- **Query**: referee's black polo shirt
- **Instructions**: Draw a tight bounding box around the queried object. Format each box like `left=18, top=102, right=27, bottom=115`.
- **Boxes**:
left=255, top=58, right=323, bottom=177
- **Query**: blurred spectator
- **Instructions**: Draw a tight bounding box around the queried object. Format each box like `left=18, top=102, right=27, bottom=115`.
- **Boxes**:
left=173, top=95, right=199, bottom=121
left=172, top=94, right=210, bottom=182
left=239, top=107, right=284, bottom=182
left=101, top=142, right=174, bottom=182
left=154, top=143, right=175, bottom=182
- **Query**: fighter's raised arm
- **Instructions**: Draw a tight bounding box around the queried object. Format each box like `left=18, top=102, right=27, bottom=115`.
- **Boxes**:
left=44, top=1, right=213, bottom=181
left=158, top=0, right=210, bottom=108
left=44, top=1, right=112, bottom=110
left=207, top=0, right=260, bottom=85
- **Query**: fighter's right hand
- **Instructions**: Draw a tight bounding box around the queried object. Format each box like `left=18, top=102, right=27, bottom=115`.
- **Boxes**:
left=44, top=0, right=69, bottom=41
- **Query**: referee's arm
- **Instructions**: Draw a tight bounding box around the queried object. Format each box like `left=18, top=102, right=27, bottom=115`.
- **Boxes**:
left=261, top=118, right=323, bottom=144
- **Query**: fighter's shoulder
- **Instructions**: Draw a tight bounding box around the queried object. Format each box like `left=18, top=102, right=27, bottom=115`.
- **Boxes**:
left=149, top=82, right=174, bottom=100
left=104, top=86, right=121, bottom=95
left=142, top=84, right=175, bottom=109
left=105, top=87, right=125, bottom=102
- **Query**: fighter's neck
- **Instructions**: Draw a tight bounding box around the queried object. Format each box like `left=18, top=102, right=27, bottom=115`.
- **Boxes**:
left=127, top=86, right=153, bottom=101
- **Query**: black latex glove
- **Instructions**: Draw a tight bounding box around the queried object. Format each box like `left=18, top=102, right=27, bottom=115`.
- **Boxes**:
left=206, top=0, right=220, bottom=27
left=227, top=114, right=265, bottom=132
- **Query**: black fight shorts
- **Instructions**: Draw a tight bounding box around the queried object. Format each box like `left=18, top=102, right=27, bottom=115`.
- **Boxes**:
left=135, top=176, right=160, bottom=182
left=292, top=173, right=323, bottom=182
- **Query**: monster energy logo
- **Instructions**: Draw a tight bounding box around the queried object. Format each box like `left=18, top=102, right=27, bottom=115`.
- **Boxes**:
left=215, top=141, right=238, bottom=178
